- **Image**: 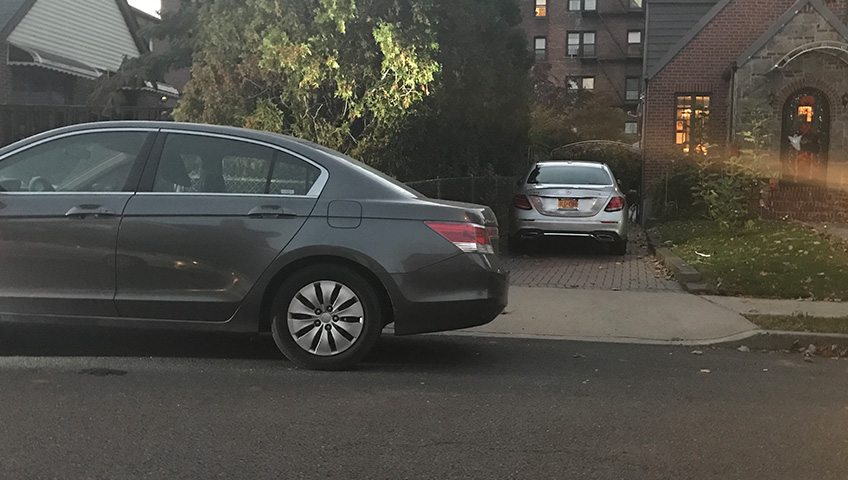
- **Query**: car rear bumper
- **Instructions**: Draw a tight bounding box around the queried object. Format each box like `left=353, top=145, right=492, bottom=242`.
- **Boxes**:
left=389, top=253, right=509, bottom=335
left=510, top=215, right=628, bottom=241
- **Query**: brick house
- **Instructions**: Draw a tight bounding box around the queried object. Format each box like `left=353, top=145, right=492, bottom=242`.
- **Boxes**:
left=522, top=0, right=646, bottom=138
left=642, top=0, right=848, bottom=220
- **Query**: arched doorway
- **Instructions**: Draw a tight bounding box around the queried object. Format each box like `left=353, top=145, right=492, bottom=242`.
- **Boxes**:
left=781, top=88, right=830, bottom=184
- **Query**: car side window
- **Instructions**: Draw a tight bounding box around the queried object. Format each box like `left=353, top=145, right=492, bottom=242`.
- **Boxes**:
left=269, top=152, right=321, bottom=196
left=0, top=131, right=149, bottom=193
left=153, top=133, right=320, bottom=195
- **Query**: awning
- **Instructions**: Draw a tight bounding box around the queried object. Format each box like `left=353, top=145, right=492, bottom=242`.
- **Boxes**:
left=6, top=42, right=103, bottom=79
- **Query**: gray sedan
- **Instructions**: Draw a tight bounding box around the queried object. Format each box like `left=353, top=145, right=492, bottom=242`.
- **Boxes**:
left=0, top=122, right=508, bottom=370
left=510, top=161, right=629, bottom=255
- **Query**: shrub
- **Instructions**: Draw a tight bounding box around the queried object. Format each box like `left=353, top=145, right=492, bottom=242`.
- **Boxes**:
left=691, top=154, right=768, bottom=228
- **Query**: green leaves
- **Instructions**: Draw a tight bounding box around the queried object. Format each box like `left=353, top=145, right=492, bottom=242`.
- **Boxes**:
left=176, top=0, right=442, bottom=159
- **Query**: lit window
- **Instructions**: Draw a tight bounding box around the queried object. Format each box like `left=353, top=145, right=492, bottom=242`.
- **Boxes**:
left=625, top=122, right=638, bottom=135
left=676, top=95, right=711, bottom=154
left=535, top=0, right=547, bottom=17
left=582, top=77, right=595, bottom=90
left=534, top=37, right=547, bottom=61
left=798, top=105, right=814, bottom=122
left=625, top=77, right=640, bottom=101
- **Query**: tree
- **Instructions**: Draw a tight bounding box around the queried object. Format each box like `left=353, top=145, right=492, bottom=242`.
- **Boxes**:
left=527, top=69, right=631, bottom=158
left=380, top=0, right=531, bottom=179
left=175, top=0, right=441, bottom=166
left=91, top=0, right=201, bottom=107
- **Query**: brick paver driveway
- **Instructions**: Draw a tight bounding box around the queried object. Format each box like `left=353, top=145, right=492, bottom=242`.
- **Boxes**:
left=503, top=227, right=680, bottom=291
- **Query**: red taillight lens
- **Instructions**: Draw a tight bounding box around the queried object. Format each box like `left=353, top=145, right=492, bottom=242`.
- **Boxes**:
left=513, top=194, right=533, bottom=210
left=425, top=222, right=494, bottom=254
left=605, top=196, right=625, bottom=212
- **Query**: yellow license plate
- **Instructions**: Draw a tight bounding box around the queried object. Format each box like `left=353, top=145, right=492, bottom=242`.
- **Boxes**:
left=558, top=198, right=578, bottom=209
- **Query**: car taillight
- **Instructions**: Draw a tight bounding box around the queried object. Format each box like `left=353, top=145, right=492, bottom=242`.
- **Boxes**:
left=425, top=222, right=495, bottom=255
left=605, top=196, right=625, bottom=212
left=513, top=194, right=533, bottom=210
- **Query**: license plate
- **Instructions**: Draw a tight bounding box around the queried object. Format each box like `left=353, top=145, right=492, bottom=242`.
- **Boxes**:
left=558, top=198, right=578, bottom=209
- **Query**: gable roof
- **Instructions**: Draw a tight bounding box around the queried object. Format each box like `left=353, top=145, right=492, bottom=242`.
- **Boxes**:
left=1, top=0, right=147, bottom=53
left=646, top=0, right=733, bottom=79
left=0, top=0, right=33, bottom=40
left=735, top=0, right=848, bottom=67
left=644, top=0, right=721, bottom=79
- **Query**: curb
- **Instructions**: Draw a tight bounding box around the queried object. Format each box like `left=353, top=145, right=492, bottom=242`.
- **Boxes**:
left=440, top=328, right=762, bottom=347
left=441, top=328, right=848, bottom=352
left=644, top=228, right=709, bottom=293
left=714, top=329, right=848, bottom=350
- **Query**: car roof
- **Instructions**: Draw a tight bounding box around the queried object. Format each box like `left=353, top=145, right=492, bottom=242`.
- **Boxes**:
left=535, top=161, right=609, bottom=169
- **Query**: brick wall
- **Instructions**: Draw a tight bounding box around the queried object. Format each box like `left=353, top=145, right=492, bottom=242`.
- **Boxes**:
left=762, top=183, right=848, bottom=222
left=824, top=0, right=848, bottom=19
left=642, top=0, right=797, bottom=191
left=523, top=0, right=644, bottom=108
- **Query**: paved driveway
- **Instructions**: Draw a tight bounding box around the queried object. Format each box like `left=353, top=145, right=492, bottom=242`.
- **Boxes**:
left=503, top=227, right=680, bottom=291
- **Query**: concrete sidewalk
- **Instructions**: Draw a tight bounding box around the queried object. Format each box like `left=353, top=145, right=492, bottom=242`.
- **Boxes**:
left=458, top=287, right=758, bottom=345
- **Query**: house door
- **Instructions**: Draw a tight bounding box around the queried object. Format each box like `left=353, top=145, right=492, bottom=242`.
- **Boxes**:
left=781, top=89, right=830, bottom=184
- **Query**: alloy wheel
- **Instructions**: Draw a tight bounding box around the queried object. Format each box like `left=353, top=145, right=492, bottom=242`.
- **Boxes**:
left=287, top=280, right=365, bottom=356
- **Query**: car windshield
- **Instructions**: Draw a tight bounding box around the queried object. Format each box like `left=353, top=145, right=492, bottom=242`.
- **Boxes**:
left=527, top=165, right=612, bottom=185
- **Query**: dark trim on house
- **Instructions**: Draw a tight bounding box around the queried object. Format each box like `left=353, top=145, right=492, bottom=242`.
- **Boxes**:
left=645, top=0, right=733, bottom=79
left=735, top=0, right=848, bottom=67
left=115, top=0, right=150, bottom=53
left=0, top=0, right=35, bottom=42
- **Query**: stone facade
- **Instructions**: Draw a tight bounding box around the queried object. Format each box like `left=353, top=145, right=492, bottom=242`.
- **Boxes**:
left=642, top=0, right=848, bottom=211
left=733, top=3, right=848, bottom=189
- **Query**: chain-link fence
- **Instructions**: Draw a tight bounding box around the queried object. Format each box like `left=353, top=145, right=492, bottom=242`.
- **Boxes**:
left=406, top=176, right=518, bottom=234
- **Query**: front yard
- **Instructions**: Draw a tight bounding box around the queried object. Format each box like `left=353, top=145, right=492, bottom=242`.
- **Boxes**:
left=656, top=220, right=848, bottom=300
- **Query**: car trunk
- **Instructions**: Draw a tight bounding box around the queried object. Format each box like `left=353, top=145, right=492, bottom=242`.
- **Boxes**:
left=525, top=185, right=612, bottom=218
left=428, top=199, right=501, bottom=253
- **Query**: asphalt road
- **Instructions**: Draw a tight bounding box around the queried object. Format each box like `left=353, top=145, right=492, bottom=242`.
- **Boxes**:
left=0, top=324, right=846, bottom=480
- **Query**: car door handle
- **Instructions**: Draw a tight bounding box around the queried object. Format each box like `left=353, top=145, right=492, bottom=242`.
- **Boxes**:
left=247, top=205, right=297, bottom=218
left=65, top=205, right=117, bottom=218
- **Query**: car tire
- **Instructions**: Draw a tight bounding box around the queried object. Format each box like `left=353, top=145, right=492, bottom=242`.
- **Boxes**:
left=270, top=263, right=383, bottom=370
left=610, top=239, right=627, bottom=256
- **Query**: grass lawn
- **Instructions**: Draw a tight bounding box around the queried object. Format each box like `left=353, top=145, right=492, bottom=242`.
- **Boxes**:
left=745, top=314, right=848, bottom=335
left=656, top=219, right=848, bottom=300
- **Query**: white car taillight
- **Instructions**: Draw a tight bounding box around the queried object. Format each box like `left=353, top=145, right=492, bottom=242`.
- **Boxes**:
left=425, top=221, right=495, bottom=255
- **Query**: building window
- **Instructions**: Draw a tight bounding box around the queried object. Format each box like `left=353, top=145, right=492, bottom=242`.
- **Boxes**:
left=625, top=77, right=640, bottom=101
left=534, top=37, right=547, bottom=61
left=676, top=95, right=711, bottom=154
left=629, top=0, right=643, bottom=9
left=625, top=121, right=638, bottom=135
left=567, top=76, right=595, bottom=91
left=569, top=0, right=596, bottom=11
left=627, top=31, right=642, bottom=56
left=567, top=32, right=596, bottom=57
left=535, top=0, right=547, bottom=17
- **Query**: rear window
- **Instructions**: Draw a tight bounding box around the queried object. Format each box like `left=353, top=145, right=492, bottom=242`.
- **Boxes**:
left=526, top=165, right=612, bottom=185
